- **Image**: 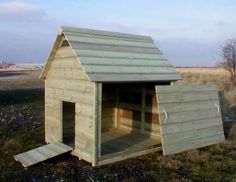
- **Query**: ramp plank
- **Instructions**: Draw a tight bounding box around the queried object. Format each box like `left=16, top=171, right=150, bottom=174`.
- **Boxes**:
left=14, top=142, right=72, bottom=167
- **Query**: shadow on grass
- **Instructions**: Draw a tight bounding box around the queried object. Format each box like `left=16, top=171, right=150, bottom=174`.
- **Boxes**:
left=0, top=88, right=44, bottom=106
left=218, top=91, right=236, bottom=139
left=0, top=71, right=27, bottom=77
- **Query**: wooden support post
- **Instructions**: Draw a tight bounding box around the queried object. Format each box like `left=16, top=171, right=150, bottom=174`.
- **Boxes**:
left=141, top=83, right=146, bottom=133
left=115, top=84, right=120, bottom=128
left=93, top=83, right=102, bottom=166
left=98, top=83, right=102, bottom=158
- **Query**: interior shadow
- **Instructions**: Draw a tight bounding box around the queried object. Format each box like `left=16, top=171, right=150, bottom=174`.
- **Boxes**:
left=101, top=83, right=162, bottom=156
left=218, top=90, right=236, bottom=138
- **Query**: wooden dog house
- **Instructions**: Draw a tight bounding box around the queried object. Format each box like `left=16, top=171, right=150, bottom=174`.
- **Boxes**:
left=14, top=26, right=225, bottom=167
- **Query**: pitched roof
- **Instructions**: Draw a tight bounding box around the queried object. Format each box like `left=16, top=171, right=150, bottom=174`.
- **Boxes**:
left=40, top=26, right=181, bottom=82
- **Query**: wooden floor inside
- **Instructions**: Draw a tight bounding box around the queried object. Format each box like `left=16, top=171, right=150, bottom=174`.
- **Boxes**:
left=101, top=128, right=162, bottom=156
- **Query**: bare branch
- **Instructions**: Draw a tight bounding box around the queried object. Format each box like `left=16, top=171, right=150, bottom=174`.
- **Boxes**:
left=222, top=38, right=236, bottom=83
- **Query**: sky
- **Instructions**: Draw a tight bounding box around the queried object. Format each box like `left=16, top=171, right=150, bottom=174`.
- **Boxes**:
left=0, top=0, right=236, bottom=66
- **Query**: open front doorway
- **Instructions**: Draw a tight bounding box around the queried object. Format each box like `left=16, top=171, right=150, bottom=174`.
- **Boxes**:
left=62, top=101, right=75, bottom=147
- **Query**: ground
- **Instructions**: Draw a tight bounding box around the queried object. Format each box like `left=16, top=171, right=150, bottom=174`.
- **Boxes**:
left=0, top=68, right=236, bottom=182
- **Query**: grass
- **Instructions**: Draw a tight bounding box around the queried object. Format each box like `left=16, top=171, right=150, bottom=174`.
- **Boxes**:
left=0, top=68, right=236, bottom=181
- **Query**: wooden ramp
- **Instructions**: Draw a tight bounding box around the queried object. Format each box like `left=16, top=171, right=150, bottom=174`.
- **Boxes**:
left=14, top=142, right=72, bottom=167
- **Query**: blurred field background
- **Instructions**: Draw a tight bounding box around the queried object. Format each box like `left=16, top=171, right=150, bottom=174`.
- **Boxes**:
left=0, top=68, right=236, bottom=181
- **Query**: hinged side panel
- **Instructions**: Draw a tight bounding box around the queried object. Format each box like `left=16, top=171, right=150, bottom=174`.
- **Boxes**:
left=155, top=85, right=225, bottom=155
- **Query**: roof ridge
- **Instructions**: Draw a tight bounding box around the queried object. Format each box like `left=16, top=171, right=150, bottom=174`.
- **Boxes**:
left=59, top=26, right=152, bottom=41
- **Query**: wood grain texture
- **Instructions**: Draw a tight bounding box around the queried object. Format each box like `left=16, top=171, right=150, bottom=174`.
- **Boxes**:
left=98, top=128, right=161, bottom=166
left=14, top=142, right=72, bottom=167
left=44, top=46, right=95, bottom=163
left=155, top=85, right=225, bottom=155
left=41, top=26, right=181, bottom=82
left=62, top=26, right=153, bottom=41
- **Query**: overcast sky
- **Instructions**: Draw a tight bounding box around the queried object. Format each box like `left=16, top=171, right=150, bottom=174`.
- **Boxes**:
left=0, top=0, right=235, bottom=66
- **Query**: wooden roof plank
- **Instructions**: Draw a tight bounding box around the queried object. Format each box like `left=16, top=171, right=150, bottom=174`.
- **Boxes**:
left=61, top=26, right=152, bottom=41
left=41, top=26, right=181, bottom=82
left=78, top=57, right=170, bottom=67
left=87, top=73, right=182, bottom=82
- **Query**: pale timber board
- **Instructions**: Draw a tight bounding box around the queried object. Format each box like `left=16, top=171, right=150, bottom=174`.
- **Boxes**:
left=50, top=57, right=79, bottom=68
left=157, top=100, right=221, bottom=114
left=155, top=85, right=225, bottom=155
left=79, top=57, right=170, bottom=67
left=98, top=146, right=162, bottom=166
left=83, top=65, right=176, bottom=74
left=164, top=134, right=225, bottom=155
left=161, top=117, right=223, bottom=135
left=45, top=88, right=94, bottom=105
left=101, top=128, right=161, bottom=156
left=42, top=27, right=181, bottom=82
left=75, top=49, right=167, bottom=60
left=44, top=41, right=96, bottom=165
left=157, top=91, right=219, bottom=104
left=70, top=42, right=161, bottom=54
left=66, top=34, right=156, bottom=48
left=162, top=125, right=224, bottom=144
left=156, top=85, right=217, bottom=93
left=14, top=142, right=72, bottom=167
left=54, top=46, right=77, bottom=58
left=159, top=107, right=221, bottom=124
left=40, top=35, right=63, bottom=79
left=88, top=73, right=181, bottom=82
left=61, top=26, right=153, bottom=41
left=45, top=79, right=94, bottom=93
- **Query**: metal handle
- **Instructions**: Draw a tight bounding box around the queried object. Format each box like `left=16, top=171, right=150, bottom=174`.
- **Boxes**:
left=215, top=103, right=220, bottom=116
left=163, top=109, right=168, bottom=124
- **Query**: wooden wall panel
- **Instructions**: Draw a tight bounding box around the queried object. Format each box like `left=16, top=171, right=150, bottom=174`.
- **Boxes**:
left=45, top=46, right=95, bottom=163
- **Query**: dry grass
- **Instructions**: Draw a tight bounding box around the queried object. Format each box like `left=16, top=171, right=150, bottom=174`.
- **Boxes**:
left=176, top=67, right=236, bottom=140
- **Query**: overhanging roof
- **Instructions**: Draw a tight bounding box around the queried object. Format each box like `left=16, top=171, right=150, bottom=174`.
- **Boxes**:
left=40, top=26, right=181, bottom=82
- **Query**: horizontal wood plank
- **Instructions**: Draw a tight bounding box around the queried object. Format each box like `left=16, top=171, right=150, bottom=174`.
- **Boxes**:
left=83, top=65, right=176, bottom=74
left=14, top=142, right=72, bottom=167
left=156, top=85, right=225, bottom=155
left=79, top=57, right=170, bottom=67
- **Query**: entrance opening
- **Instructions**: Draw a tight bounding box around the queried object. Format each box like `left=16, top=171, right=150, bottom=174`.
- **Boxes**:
left=100, top=82, right=169, bottom=157
left=62, top=101, right=75, bottom=147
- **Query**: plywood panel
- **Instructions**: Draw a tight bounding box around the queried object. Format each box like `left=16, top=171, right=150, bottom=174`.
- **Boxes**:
left=155, top=85, right=225, bottom=155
